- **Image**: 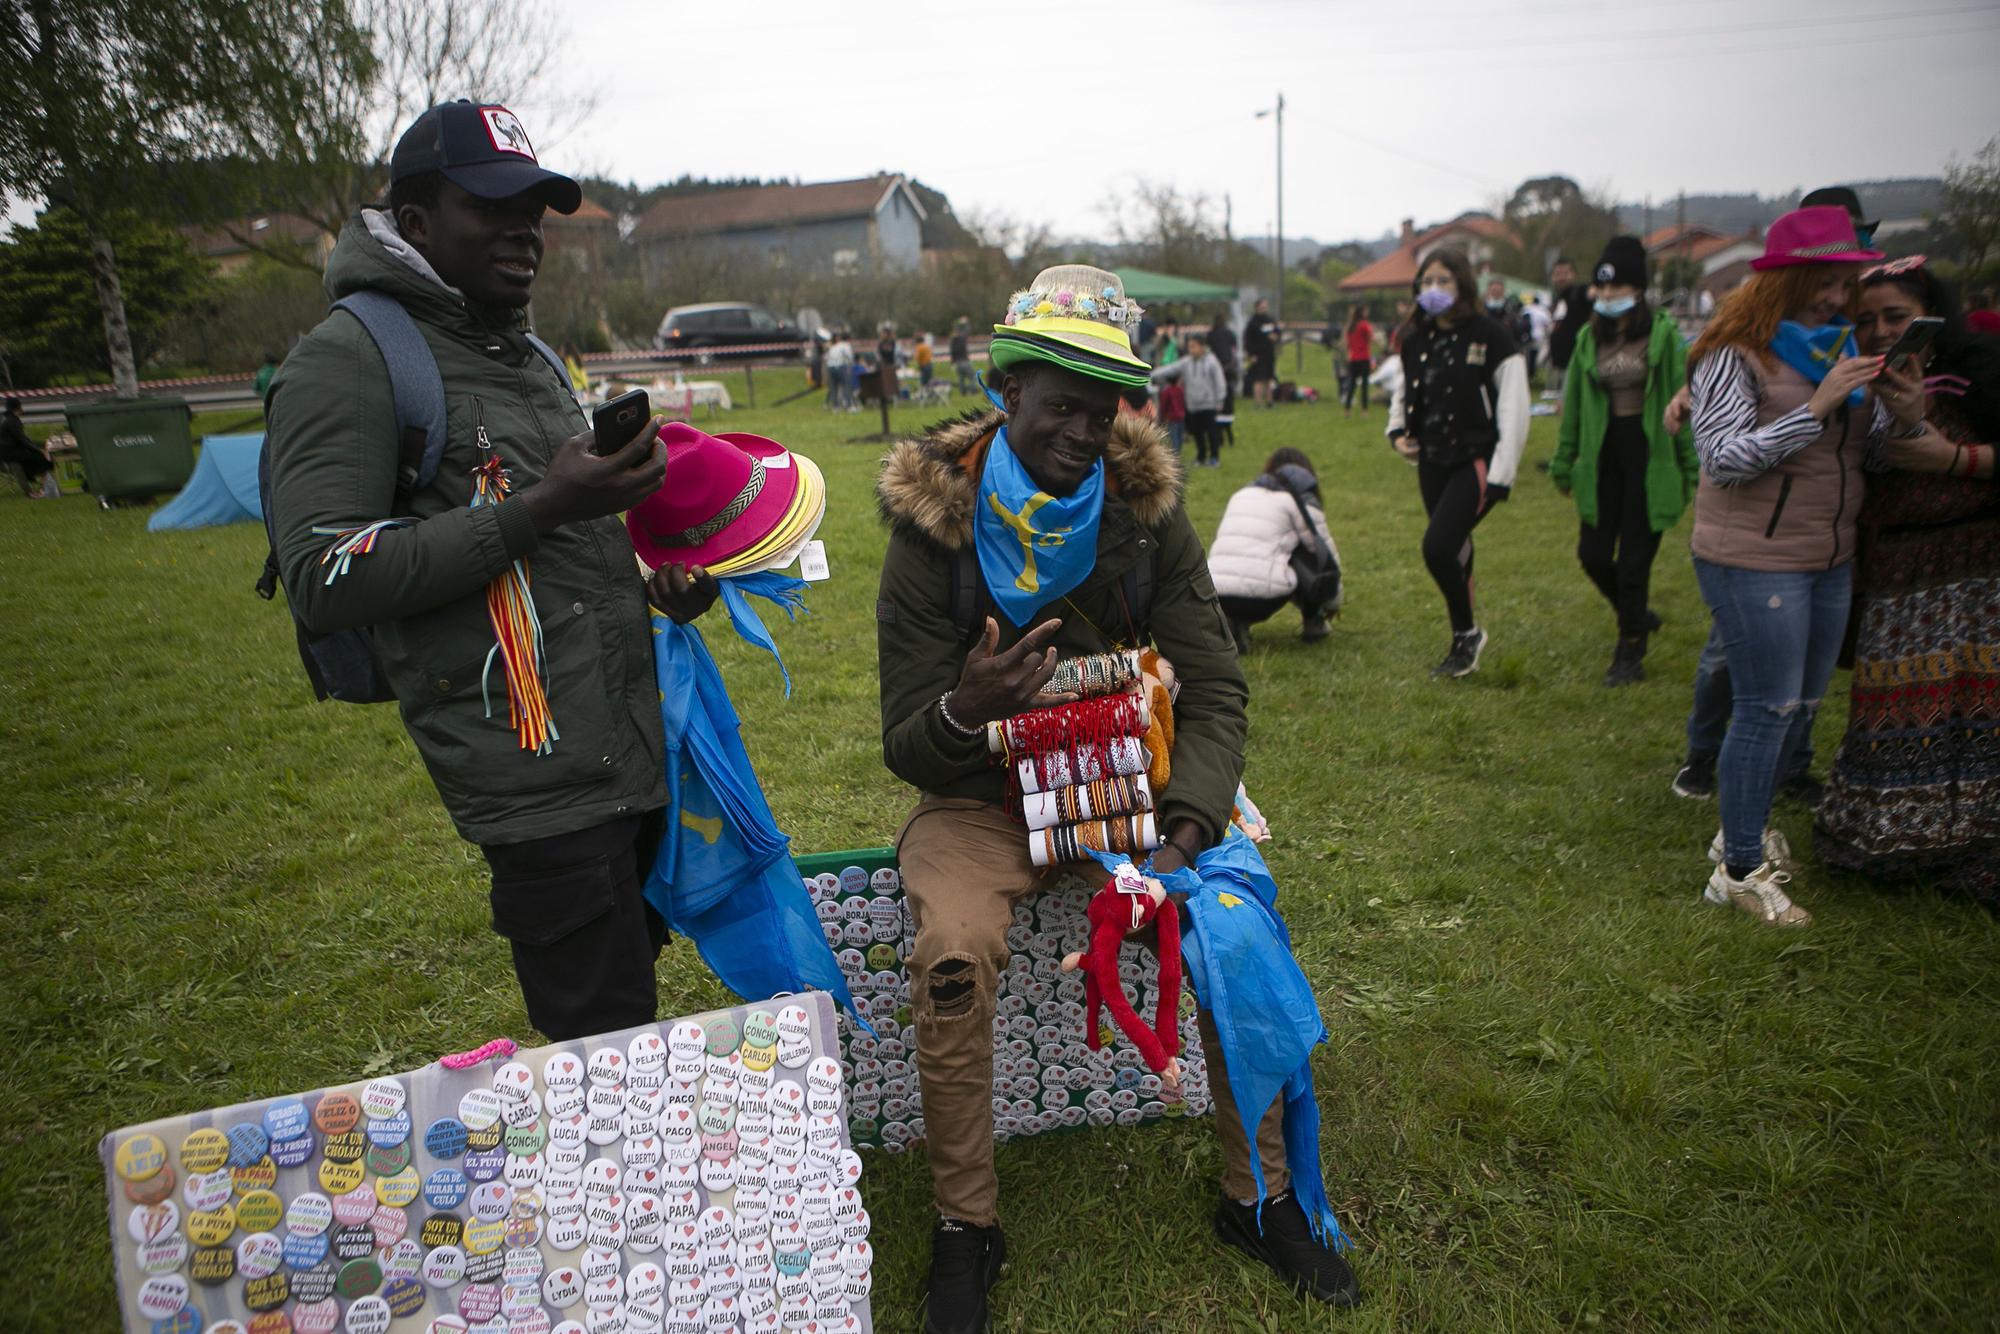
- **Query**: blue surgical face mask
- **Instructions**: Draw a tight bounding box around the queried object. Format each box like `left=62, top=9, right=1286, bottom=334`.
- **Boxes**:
left=1594, top=296, right=1637, bottom=318
left=1416, top=288, right=1456, bottom=316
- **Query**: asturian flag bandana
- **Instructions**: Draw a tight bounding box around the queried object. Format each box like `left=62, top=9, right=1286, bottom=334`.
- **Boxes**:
left=1771, top=318, right=1864, bottom=407
left=972, top=424, right=1105, bottom=628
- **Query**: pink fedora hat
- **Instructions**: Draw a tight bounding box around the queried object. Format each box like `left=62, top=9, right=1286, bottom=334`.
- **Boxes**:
left=626, top=423, right=803, bottom=571
left=1751, top=205, right=1885, bottom=271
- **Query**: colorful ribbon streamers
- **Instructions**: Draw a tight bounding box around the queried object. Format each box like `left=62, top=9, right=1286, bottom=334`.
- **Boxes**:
left=312, top=518, right=411, bottom=585
left=469, top=428, right=557, bottom=756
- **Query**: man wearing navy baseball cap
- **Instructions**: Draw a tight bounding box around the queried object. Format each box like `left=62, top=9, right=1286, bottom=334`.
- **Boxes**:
left=263, top=101, right=717, bottom=1043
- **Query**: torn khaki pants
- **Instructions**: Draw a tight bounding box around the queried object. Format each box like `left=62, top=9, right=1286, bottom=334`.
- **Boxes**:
left=896, top=796, right=1290, bottom=1226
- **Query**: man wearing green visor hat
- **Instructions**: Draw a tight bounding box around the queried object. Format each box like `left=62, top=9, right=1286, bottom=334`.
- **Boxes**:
left=874, top=266, right=1360, bottom=1330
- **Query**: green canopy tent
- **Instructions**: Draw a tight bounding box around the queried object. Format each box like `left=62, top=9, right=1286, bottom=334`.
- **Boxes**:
left=1110, top=267, right=1239, bottom=305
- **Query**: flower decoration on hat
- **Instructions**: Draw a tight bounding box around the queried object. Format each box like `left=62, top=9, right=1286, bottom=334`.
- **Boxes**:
left=991, top=263, right=1155, bottom=387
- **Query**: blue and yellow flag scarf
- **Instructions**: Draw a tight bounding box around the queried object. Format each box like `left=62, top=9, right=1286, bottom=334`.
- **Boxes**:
left=973, top=425, right=1105, bottom=627
left=1771, top=318, right=1863, bottom=407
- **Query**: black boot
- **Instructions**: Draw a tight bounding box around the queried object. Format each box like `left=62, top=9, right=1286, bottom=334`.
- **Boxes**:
left=1229, top=619, right=1252, bottom=654
left=1215, top=1191, right=1361, bottom=1306
left=922, top=1217, right=1007, bottom=1334
left=1300, top=614, right=1330, bottom=643
left=1603, top=635, right=1647, bottom=687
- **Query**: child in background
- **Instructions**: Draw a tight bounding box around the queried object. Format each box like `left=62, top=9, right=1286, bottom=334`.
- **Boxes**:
left=915, top=332, right=935, bottom=387
left=1158, top=377, right=1188, bottom=454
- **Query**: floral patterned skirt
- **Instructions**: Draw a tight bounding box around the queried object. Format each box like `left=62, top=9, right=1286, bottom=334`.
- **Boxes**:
left=1816, top=497, right=2000, bottom=910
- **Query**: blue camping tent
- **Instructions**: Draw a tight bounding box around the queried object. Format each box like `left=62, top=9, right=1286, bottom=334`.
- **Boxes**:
left=148, top=434, right=264, bottom=531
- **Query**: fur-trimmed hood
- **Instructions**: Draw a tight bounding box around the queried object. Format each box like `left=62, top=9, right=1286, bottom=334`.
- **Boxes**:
left=876, top=408, right=1183, bottom=550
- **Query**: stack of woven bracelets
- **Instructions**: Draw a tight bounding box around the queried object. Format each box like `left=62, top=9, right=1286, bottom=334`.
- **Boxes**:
left=987, top=650, right=1178, bottom=867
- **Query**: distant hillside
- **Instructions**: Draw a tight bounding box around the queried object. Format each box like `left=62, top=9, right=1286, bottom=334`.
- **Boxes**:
left=1614, top=178, right=1942, bottom=235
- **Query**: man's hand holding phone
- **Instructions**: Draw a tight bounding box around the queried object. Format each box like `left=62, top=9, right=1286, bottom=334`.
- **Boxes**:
left=519, top=414, right=667, bottom=535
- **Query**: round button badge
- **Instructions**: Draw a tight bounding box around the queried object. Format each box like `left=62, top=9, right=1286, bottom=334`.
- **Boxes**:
left=423, top=1167, right=469, bottom=1209
left=270, top=1133, right=317, bottom=1169
left=123, top=1161, right=176, bottom=1206
left=375, top=1166, right=422, bottom=1208
left=180, top=1127, right=230, bottom=1175
left=423, top=1117, right=469, bottom=1160
left=359, top=1077, right=407, bottom=1120
left=262, top=1098, right=311, bottom=1143
left=116, top=1132, right=168, bottom=1183
left=313, top=1092, right=361, bottom=1134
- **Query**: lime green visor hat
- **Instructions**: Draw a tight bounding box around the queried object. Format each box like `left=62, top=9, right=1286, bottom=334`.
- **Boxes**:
left=990, top=264, right=1153, bottom=388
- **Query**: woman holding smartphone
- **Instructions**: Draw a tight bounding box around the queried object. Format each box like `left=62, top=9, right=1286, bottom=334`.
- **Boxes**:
left=1685, top=207, right=1927, bottom=927
left=1388, top=248, right=1529, bottom=678
left=1816, top=257, right=1999, bottom=908
left=1550, top=237, right=1698, bottom=686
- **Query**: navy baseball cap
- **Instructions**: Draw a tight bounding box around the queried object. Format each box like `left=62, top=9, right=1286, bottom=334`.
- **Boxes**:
left=390, top=100, right=582, bottom=215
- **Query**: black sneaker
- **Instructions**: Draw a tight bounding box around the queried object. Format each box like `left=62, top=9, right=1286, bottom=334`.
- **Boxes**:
left=1214, top=1191, right=1361, bottom=1306
left=1300, top=615, right=1331, bottom=644
left=1672, top=751, right=1717, bottom=799
left=921, top=1217, right=1006, bottom=1334
left=1779, top=772, right=1825, bottom=810
left=1229, top=619, right=1252, bottom=654
left=1429, top=627, right=1486, bottom=678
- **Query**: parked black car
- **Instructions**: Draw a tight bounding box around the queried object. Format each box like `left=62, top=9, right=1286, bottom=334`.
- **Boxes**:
left=652, top=303, right=806, bottom=361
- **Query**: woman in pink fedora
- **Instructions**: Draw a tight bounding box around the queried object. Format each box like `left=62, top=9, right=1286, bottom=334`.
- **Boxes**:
left=1683, top=205, right=1928, bottom=927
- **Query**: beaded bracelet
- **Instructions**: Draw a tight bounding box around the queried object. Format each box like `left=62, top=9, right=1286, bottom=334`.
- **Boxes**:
left=938, top=693, right=981, bottom=738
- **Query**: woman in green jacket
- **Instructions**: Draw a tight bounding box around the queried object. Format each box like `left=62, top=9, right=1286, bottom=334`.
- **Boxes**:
left=1551, top=236, right=1699, bottom=685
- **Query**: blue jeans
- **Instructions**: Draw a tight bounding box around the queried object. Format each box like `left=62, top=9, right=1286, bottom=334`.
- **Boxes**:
left=1692, top=558, right=1852, bottom=871
left=1685, top=621, right=1816, bottom=778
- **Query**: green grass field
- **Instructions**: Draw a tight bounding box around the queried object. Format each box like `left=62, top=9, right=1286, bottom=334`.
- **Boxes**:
left=3, top=359, right=1996, bottom=1332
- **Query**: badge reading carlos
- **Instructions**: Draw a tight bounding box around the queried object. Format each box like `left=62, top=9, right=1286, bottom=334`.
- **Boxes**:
left=481, top=106, right=535, bottom=160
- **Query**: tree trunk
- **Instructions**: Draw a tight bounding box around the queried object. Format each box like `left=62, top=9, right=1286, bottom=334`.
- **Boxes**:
left=86, top=226, right=141, bottom=396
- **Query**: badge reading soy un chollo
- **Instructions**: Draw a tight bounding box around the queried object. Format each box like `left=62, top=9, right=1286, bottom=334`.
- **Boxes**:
left=103, top=995, right=871, bottom=1332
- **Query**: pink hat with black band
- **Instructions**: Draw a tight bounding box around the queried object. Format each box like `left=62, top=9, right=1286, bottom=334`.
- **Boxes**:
left=1750, top=205, right=1885, bottom=271
left=626, top=424, right=804, bottom=571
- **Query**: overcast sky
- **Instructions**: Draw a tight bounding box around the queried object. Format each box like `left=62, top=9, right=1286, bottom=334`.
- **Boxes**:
left=541, top=0, right=2000, bottom=245
left=7, top=0, right=1997, bottom=245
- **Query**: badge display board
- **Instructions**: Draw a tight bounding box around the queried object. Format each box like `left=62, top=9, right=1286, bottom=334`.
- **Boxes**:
left=796, top=849, right=1212, bottom=1153
left=100, top=991, right=873, bottom=1334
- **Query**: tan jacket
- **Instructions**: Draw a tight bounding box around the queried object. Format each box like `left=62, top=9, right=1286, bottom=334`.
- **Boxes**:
left=1690, top=356, right=1869, bottom=572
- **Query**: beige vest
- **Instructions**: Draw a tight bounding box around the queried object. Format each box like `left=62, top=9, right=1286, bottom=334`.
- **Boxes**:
left=1690, top=354, right=1868, bottom=572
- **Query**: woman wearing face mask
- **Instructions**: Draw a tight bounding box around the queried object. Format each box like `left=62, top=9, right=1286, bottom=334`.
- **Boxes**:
left=1684, top=207, right=1928, bottom=927
left=1550, top=237, right=1698, bottom=685
left=1388, top=248, right=1529, bottom=677
left=1815, top=256, right=2000, bottom=910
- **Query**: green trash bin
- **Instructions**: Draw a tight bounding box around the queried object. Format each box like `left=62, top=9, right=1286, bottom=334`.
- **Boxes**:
left=64, top=396, right=194, bottom=502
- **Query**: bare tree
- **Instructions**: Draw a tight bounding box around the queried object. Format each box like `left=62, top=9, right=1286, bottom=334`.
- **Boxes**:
left=222, top=0, right=596, bottom=267
left=1102, top=180, right=1236, bottom=279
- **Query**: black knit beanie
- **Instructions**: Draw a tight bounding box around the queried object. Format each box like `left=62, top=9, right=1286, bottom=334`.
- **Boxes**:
left=1594, top=236, right=1647, bottom=290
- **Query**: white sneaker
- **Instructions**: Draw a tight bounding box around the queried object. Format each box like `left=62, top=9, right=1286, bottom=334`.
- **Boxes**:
left=1707, top=827, right=1793, bottom=872
left=1702, top=861, right=1811, bottom=927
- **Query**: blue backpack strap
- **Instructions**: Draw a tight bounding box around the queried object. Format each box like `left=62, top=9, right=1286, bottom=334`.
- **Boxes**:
left=524, top=331, right=578, bottom=406
left=331, top=291, right=449, bottom=494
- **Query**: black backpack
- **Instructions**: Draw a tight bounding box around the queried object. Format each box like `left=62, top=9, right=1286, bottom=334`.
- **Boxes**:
left=255, top=290, right=570, bottom=702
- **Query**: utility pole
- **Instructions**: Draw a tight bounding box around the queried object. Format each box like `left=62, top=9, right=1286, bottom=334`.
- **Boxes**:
left=1257, top=93, right=1285, bottom=324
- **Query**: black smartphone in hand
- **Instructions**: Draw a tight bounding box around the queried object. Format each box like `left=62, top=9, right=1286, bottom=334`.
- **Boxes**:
left=591, top=389, right=650, bottom=456
left=1879, top=317, right=1944, bottom=374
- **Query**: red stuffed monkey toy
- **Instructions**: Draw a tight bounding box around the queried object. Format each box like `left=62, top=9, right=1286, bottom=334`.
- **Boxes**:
left=1062, top=861, right=1185, bottom=1096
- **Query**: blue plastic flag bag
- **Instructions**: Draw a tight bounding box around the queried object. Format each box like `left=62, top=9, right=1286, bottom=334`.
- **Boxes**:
left=641, top=574, right=858, bottom=1020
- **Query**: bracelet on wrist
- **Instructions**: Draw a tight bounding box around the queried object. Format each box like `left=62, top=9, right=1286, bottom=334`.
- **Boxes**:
left=937, top=693, right=980, bottom=738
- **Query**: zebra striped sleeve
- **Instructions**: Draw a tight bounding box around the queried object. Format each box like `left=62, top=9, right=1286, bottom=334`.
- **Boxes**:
left=1689, top=348, right=1823, bottom=486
